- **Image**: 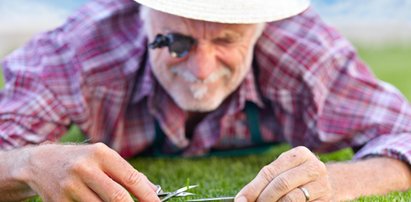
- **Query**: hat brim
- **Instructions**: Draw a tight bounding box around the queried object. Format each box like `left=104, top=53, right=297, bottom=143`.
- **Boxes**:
left=134, top=0, right=310, bottom=24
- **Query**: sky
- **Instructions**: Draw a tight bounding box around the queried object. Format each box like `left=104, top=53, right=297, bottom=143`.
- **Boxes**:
left=0, top=1, right=77, bottom=30
left=311, top=0, right=411, bottom=24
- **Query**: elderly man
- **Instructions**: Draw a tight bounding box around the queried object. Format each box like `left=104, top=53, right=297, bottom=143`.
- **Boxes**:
left=1, top=0, right=411, bottom=201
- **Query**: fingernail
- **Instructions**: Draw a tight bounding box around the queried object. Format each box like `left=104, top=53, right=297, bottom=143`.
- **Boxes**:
left=235, top=196, right=247, bottom=202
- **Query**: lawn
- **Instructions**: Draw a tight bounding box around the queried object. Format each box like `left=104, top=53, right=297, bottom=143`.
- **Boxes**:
left=1, top=45, right=411, bottom=201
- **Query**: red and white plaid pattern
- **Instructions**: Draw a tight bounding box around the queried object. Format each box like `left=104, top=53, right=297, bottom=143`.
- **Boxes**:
left=1, top=0, right=411, bottom=162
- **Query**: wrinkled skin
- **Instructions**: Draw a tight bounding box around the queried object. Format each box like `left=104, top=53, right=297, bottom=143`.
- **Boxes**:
left=21, top=143, right=160, bottom=202
left=142, top=7, right=264, bottom=113
left=236, top=146, right=333, bottom=201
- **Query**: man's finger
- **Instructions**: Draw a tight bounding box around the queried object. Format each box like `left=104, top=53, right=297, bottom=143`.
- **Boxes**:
left=93, top=143, right=160, bottom=202
left=257, top=160, right=324, bottom=201
left=56, top=173, right=102, bottom=202
left=236, top=146, right=311, bottom=201
left=83, top=169, right=135, bottom=202
left=277, top=180, right=326, bottom=202
left=68, top=181, right=102, bottom=202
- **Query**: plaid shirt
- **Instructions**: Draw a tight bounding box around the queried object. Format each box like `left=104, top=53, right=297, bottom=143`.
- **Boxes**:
left=1, top=0, right=411, bottom=162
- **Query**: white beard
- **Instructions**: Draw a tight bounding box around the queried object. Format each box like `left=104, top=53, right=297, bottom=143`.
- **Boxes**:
left=170, top=66, right=232, bottom=100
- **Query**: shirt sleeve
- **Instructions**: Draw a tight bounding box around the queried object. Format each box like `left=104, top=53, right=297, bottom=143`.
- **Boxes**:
left=254, top=7, right=411, bottom=165
left=0, top=28, right=87, bottom=150
left=0, top=0, right=147, bottom=151
left=314, top=47, right=411, bottom=165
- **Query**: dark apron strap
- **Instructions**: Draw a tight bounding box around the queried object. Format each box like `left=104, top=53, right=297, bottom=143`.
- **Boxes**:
left=245, top=102, right=264, bottom=145
left=153, top=121, right=166, bottom=155
left=144, top=102, right=276, bottom=157
left=138, top=121, right=168, bottom=157
left=205, top=102, right=276, bottom=157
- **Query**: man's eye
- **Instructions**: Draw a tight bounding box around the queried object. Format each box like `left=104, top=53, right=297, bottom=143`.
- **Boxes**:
left=212, top=38, right=237, bottom=45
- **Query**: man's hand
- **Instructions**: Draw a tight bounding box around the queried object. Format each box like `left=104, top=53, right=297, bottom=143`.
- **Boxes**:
left=19, top=143, right=160, bottom=202
left=235, top=146, right=333, bottom=201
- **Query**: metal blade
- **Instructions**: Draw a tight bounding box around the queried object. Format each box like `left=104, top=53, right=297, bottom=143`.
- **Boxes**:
left=157, top=192, right=195, bottom=197
left=186, top=196, right=235, bottom=202
left=160, top=185, right=199, bottom=202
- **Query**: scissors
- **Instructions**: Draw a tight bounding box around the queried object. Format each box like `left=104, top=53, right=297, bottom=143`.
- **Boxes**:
left=156, top=185, right=198, bottom=201
left=186, top=196, right=235, bottom=202
left=155, top=184, right=235, bottom=202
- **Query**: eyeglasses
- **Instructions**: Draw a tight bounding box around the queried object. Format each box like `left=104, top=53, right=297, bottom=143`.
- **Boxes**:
left=149, top=33, right=197, bottom=58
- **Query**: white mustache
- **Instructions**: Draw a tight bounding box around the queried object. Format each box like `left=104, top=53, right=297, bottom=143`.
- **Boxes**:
left=171, top=67, right=232, bottom=99
left=170, top=67, right=231, bottom=84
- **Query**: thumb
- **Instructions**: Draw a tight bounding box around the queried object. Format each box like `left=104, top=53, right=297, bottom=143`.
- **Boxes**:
left=235, top=194, right=248, bottom=202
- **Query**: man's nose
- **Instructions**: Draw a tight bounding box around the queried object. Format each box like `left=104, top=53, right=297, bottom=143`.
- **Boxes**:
left=187, top=42, right=217, bottom=81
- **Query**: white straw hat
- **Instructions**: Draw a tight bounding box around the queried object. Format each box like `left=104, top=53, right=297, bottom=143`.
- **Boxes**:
left=134, top=0, right=310, bottom=24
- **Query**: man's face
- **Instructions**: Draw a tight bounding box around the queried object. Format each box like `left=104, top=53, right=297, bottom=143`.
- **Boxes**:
left=142, top=8, right=264, bottom=112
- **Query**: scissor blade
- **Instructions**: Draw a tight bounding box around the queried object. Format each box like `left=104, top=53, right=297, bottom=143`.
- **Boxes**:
left=186, top=196, right=235, bottom=202
left=157, top=192, right=195, bottom=197
left=175, top=185, right=199, bottom=193
left=160, top=185, right=199, bottom=202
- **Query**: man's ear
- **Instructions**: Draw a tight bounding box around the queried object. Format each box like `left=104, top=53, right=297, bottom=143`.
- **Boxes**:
left=255, top=23, right=267, bottom=40
left=139, top=5, right=149, bottom=20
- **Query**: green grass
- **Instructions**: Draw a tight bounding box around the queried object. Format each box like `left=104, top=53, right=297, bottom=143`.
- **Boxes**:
left=1, top=45, right=411, bottom=201
left=131, top=145, right=351, bottom=201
